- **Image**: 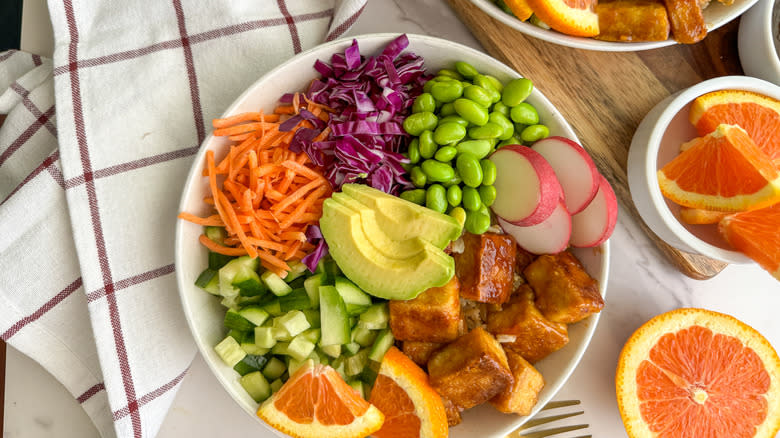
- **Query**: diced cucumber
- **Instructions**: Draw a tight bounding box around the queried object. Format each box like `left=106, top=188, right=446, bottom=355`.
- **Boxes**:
left=227, top=329, right=249, bottom=344
left=359, top=362, right=379, bottom=386
left=219, top=256, right=260, bottom=298
left=352, top=325, right=378, bottom=347
left=271, top=342, right=289, bottom=356
left=303, top=274, right=323, bottom=308
left=331, top=356, right=347, bottom=380
left=348, top=380, right=366, bottom=399
left=261, top=300, right=283, bottom=316
left=254, top=327, right=277, bottom=349
left=208, top=252, right=234, bottom=270
left=299, top=328, right=321, bottom=344
left=320, top=344, right=342, bottom=358
left=368, top=328, right=394, bottom=363
left=220, top=295, right=239, bottom=310
left=288, top=276, right=306, bottom=290
left=344, top=342, right=361, bottom=355
left=346, top=349, right=369, bottom=377
left=284, top=260, right=308, bottom=283
left=287, top=357, right=310, bottom=378
left=240, top=371, right=271, bottom=403
left=270, top=378, right=284, bottom=393
left=215, top=336, right=246, bottom=367
left=205, top=226, right=227, bottom=245
left=262, top=271, right=293, bottom=296
left=240, top=342, right=269, bottom=356
left=238, top=306, right=270, bottom=326
left=234, top=354, right=269, bottom=376
left=359, top=303, right=390, bottom=330
left=334, top=277, right=372, bottom=310
left=302, top=309, right=321, bottom=328
left=224, top=309, right=255, bottom=331
left=306, top=350, right=322, bottom=365
left=279, top=289, right=312, bottom=311
left=350, top=316, right=359, bottom=328
left=272, top=327, right=293, bottom=342
left=319, top=286, right=350, bottom=346
left=287, top=336, right=316, bottom=362
left=196, top=268, right=221, bottom=295
left=262, top=357, right=287, bottom=380
left=273, top=311, right=310, bottom=337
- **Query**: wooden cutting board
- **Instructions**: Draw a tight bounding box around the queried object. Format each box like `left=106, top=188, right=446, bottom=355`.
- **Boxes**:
left=447, top=0, right=742, bottom=279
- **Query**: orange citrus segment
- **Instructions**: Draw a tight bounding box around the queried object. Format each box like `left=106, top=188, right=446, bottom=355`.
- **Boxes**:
left=616, top=308, right=780, bottom=438
left=257, top=362, right=384, bottom=438
left=678, top=207, right=729, bottom=225
left=505, top=0, right=534, bottom=20
left=524, top=0, right=599, bottom=37
left=689, top=90, right=780, bottom=166
left=368, top=347, right=448, bottom=438
left=719, top=203, right=780, bottom=280
left=657, top=124, right=780, bottom=212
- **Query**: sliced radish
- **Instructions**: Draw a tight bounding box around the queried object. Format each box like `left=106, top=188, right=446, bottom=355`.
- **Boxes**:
left=498, top=201, right=571, bottom=255
left=489, top=145, right=563, bottom=226
left=531, top=136, right=599, bottom=215
left=570, top=175, right=618, bottom=248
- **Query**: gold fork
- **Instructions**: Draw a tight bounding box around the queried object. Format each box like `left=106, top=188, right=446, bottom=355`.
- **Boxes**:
left=506, top=400, right=590, bottom=438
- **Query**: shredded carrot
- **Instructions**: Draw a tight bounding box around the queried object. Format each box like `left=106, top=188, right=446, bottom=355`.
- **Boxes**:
left=181, top=99, right=334, bottom=276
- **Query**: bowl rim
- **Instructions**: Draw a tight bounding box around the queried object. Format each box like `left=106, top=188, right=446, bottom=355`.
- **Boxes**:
left=469, top=0, right=760, bottom=52
left=740, top=0, right=780, bottom=75
left=642, top=75, right=780, bottom=263
left=174, top=32, right=610, bottom=438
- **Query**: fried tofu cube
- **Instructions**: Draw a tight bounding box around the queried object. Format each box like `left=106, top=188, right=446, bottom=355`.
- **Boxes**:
left=664, top=0, right=706, bottom=44
left=487, top=285, right=570, bottom=363
left=455, top=232, right=517, bottom=304
left=595, top=1, right=670, bottom=42
left=427, top=327, right=512, bottom=410
left=442, top=396, right=463, bottom=427
left=402, top=341, right=442, bottom=367
left=524, top=251, right=604, bottom=324
left=389, top=276, right=461, bottom=343
left=490, top=349, right=545, bottom=415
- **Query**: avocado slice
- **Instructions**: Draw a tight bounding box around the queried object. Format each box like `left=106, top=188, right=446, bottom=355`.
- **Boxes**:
left=320, top=198, right=455, bottom=300
left=340, top=184, right=462, bottom=248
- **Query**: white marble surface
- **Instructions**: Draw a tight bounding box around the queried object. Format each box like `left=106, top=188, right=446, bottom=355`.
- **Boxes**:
left=6, top=1, right=780, bottom=437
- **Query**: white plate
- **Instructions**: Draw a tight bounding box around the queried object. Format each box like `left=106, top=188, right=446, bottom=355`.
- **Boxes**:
left=471, top=0, right=759, bottom=52
left=175, top=33, right=609, bottom=438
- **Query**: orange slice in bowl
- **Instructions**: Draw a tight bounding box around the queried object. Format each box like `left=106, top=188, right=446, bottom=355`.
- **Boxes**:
left=504, top=0, right=534, bottom=21
left=689, top=90, right=780, bottom=166
left=657, top=124, right=780, bottom=212
left=719, top=202, right=780, bottom=280
left=616, top=308, right=780, bottom=438
left=257, top=362, right=384, bottom=438
left=524, top=0, right=599, bottom=37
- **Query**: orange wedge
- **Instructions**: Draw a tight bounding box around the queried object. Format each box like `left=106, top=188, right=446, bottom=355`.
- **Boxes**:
left=657, top=124, right=780, bottom=212
left=504, top=0, right=534, bottom=21
left=678, top=207, right=729, bottom=225
left=368, top=347, right=448, bottom=438
left=616, top=308, right=780, bottom=438
left=257, top=362, right=384, bottom=438
left=689, top=89, right=780, bottom=166
left=524, top=0, right=599, bottom=37
left=719, top=202, right=780, bottom=280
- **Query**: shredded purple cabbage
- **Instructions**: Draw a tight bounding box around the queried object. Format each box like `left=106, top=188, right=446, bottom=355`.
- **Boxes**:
left=301, top=225, right=328, bottom=272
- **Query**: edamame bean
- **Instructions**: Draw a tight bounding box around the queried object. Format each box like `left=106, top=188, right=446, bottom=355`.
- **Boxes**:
left=483, top=75, right=504, bottom=93
left=520, top=124, right=550, bottom=143
left=421, top=159, right=456, bottom=183
left=418, top=130, right=437, bottom=159
left=456, top=153, right=484, bottom=188
left=425, top=184, right=448, bottom=213
left=440, top=102, right=456, bottom=116
left=453, top=98, right=489, bottom=126
left=492, top=102, right=510, bottom=117
left=455, top=139, right=492, bottom=159
left=449, top=206, right=467, bottom=228
left=462, top=186, right=482, bottom=211
left=468, top=122, right=504, bottom=140
left=438, top=115, right=469, bottom=127
left=400, top=189, right=426, bottom=205
left=502, top=78, right=533, bottom=106
left=437, top=69, right=463, bottom=80
left=403, top=112, right=438, bottom=136
left=430, top=81, right=464, bottom=103
left=463, top=85, right=493, bottom=108
left=510, top=103, right=539, bottom=125
left=408, top=138, right=420, bottom=164
left=478, top=184, right=497, bottom=207
left=454, top=61, right=478, bottom=79
left=497, top=136, right=521, bottom=148
left=465, top=207, right=491, bottom=234
left=410, top=166, right=427, bottom=188
left=447, top=184, right=462, bottom=207
left=412, top=93, right=436, bottom=113
left=443, top=169, right=462, bottom=187
left=433, top=122, right=466, bottom=145
left=480, top=159, right=497, bottom=186
left=435, top=146, right=458, bottom=162
left=488, top=112, right=514, bottom=141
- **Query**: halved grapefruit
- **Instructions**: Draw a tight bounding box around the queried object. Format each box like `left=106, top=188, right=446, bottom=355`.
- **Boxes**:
left=689, top=90, right=780, bottom=166
left=719, top=202, right=780, bottom=280
left=657, top=124, right=780, bottom=212
left=524, top=0, right=599, bottom=37
left=616, top=308, right=780, bottom=438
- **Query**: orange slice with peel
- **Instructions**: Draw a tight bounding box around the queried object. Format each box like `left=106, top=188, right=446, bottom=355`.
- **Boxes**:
left=657, top=124, right=780, bottom=212
left=524, top=0, right=599, bottom=37
left=719, top=202, right=780, bottom=280
left=257, top=361, right=384, bottom=438
left=678, top=207, right=729, bottom=225
left=504, top=0, right=534, bottom=21
left=689, top=89, right=780, bottom=166
left=616, top=308, right=780, bottom=438
left=368, top=347, right=448, bottom=438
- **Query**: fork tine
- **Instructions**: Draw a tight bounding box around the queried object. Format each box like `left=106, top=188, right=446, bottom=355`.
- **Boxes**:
left=517, top=411, right=584, bottom=430
left=541, top=399, right=581, bottom=410
left=512, top=423, right=589, bottom=438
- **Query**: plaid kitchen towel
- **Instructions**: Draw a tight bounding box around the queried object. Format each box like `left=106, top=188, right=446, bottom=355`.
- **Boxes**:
left=0, top=1, right=366, bottom=437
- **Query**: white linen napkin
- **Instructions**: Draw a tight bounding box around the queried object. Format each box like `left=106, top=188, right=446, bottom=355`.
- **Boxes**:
left=0, top=1, right=366, bottom=437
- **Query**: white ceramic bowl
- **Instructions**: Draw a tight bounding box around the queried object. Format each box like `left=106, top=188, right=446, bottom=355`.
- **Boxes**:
left=175, top=33, right=609, bottom=438
left=738, top=0, right=780, bottom=85
left=471, top=0, right=759, bottom=51
left=628, top=75, right=780, bottom=263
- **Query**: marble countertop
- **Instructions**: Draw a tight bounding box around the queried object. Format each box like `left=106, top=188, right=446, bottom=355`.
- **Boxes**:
left=5, top=1, right=780, bottom=437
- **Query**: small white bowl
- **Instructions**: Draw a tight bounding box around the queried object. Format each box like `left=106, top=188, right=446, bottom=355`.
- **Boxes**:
left=471, top=0, right=758, bottom=51
left=738, top=0, right=780, bottom=85
left=176, top=33, right=609, bottom=438
left=628, top=76, right=780, bottom=263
